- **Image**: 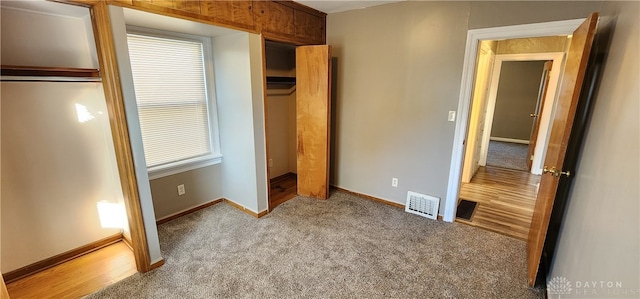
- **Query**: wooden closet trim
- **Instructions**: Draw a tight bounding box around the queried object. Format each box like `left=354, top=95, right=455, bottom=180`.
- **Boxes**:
left=89, top=1, right=152, bottom=273
left=105, top=0, right=260, bottom=33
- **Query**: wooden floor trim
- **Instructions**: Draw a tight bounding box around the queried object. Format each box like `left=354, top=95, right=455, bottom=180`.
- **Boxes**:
left=149, top=258, right=165, bottom=271
left=332, top=186, right=443, bottom=220
left=2, top=233, right=123, bottom=283
left=332, top=186, right=405, bottom=209
left=122, top=233, right=133, bottom=251
left=270, top=172, right=297, bottom=183
left=156, top=198, right=224, bottom=225
left=224, top=199, right=269, bottom=218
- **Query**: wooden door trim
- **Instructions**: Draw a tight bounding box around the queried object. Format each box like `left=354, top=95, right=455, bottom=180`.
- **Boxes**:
left=261, top=35, right=274, bottom=211
left=90, top=2, right=151, bottom=272
left=444, top=18, right=584, bottom=222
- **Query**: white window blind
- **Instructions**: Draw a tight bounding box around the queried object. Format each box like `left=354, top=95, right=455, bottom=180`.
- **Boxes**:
left=127, top=32, right=217, bottom=170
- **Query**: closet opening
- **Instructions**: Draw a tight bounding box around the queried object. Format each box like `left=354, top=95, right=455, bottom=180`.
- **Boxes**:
left=265, top=40, right=298, bottom=210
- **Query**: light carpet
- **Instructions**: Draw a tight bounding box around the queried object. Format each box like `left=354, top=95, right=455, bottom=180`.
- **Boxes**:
left=87, top=191, right=543, bottom=298
left=486, top=140, right=529, bottom=171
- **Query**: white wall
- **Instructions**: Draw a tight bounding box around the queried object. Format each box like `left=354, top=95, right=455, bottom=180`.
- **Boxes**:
left=267, top=92, right=297, bottom=178
left=549, top=0, right=639, bottom=294
left=0, top=6, right=97, bottom=69
left=213, top=33, right=268, bottom=214
left=107, top=5, right=162, bottom=264
left=461, top=41, right=494, bottom=183
left=1, top=82, right=125, bottom=273
left=0, top=4, right=128, bottom=273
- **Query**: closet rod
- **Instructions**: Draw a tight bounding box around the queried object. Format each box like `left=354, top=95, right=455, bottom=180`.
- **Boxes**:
left=1, top=76, right=102, bottom=83
left=1, top=65, right=100, bottom=78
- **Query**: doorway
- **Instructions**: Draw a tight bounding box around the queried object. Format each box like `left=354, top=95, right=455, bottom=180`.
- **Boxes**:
left=454, top=37, right=569, bottom=239
left=265, top=41, right=298, bottom=209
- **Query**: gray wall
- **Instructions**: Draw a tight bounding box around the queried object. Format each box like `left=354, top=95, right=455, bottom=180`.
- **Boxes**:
left=149, top=165, right=223, bottom=220
left=328, top=1, right=470, bottom=211
left=491, top=61, right=546, bottom=141
left=550, top=1, right=639, bottom=293
left=327, top=1, right=603, bottom=214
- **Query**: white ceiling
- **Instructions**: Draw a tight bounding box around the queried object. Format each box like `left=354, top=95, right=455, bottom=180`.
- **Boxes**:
left=295, top=0, right=404, bottom=14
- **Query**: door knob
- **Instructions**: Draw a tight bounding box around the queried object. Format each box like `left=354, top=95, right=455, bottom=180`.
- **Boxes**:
left=543, top=166, right=571, bottom=177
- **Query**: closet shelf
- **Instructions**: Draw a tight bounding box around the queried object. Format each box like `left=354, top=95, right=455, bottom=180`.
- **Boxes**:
left=266, top=76, right=296, bottom=89
left=1, top=65, right=100, bottom=78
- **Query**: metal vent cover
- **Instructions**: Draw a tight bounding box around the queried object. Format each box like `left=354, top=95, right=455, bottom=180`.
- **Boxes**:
left=405, top=191, right=440, bottom=220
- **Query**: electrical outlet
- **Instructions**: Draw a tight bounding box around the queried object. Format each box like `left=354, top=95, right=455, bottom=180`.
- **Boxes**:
left=268, top=159, right=273, bottom=167
left=177, top=184, right=186, bottom=196
left=392, top=178, right=398, bottom=187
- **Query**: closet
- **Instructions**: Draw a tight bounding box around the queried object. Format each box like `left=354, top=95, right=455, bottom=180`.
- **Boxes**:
left=0, top=0, right=132, bottom=290
left=265, top=41, right=298, bottom=209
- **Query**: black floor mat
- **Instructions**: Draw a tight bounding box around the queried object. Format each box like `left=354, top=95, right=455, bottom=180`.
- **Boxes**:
left=456, top=199, right=477, bottom=220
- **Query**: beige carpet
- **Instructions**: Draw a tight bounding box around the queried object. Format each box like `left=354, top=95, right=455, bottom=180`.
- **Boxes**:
left=486, top=140, right=529, bottom=171
left=87, top=191, right=543, bottom=298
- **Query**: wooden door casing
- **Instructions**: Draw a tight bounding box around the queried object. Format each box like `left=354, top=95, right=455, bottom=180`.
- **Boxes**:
left=296, top=45, right=332, bottom=199
left=526, top=13, right=598, bottom=287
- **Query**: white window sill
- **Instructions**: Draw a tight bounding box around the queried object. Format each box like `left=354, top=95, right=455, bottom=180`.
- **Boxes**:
left=147, top=155, right=222, bottom=180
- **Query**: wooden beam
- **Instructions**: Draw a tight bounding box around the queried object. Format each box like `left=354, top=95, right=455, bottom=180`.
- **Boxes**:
left=90, top=2, right=152, bottom=273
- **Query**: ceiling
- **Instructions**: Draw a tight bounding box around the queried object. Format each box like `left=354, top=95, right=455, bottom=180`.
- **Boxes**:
left=295, top=0, right=404, bottom=14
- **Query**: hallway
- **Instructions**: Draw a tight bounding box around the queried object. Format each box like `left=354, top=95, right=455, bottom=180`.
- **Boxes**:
left=456, top=166, right=540, bottom=240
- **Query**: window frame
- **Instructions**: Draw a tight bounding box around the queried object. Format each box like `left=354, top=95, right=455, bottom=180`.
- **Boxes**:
left=126, top=26, right=222, bottom=180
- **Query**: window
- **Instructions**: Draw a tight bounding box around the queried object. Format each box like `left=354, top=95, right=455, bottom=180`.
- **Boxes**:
left=127, top=29, right=220, bottom=179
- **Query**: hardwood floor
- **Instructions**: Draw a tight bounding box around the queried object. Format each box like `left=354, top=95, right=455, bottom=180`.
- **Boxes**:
left=269, top=172, right=297, bottom=209
left=457, top=166, right=541, bottom=240
left=6, top=241, right=136, bottom=298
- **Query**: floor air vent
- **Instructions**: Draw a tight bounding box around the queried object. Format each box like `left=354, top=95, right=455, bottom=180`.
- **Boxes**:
left=405, top=191, right=440, bottom=220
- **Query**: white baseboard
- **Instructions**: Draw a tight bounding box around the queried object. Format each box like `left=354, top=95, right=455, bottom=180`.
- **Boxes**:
left=490, top=137, right=530, bottom=144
